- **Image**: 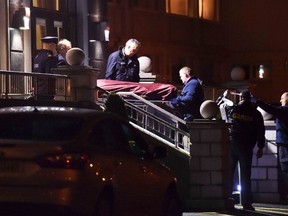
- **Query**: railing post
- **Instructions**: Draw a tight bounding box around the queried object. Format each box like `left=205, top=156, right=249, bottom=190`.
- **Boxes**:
left=5, top=73, right=9, bottom=99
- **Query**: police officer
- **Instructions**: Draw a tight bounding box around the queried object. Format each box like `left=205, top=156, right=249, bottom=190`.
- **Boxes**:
left=229, top=90, right=265, bottom=211
left=32, top=36, right=58, bottom=100
left=105, top=38, right=141, bottom=82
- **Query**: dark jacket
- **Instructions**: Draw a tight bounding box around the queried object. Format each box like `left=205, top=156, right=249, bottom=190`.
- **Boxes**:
left=32, top=49, right=58, bottom=98
left=257, top=100, right=288, bottom=145
left=105, top=47, right=140, bottom=82
left=57, top=54, right=68, bottom=66
left=171, top=76, right=204, bottom=120
left=230, top=100, right=265, bottom=151
left=33, top=49, right=58, bottom=74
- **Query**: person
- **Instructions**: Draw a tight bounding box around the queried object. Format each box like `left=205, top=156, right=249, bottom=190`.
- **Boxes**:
left=105, top=38, right=141, bottom=82
left=57, top=38, right=72, bottom=66
left=168, top=66, right=204, bottom=121
left=254, top=92, right=288, bottom=203
left=32, top=36, right=58, bottom=100
left=229, top=90, right=265, bottom=211
left=216, top=89, right=234, bottom=122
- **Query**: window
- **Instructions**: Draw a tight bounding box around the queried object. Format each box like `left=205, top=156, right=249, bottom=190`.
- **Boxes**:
left=89, top=120, right=126, bottom=150
left=0, top=114, right=82, bottom=141
left=166, top=0, right=219, bottom=21
left=120, top=124, right=149, bottom=157
left=199, top=0, right=219, bottom=21
left=34, top=18, right=65, bottom=51
left=32, top=0, right=68, bottom=12
left=166, top=0, right=196, bottom=17
left=89, top=118, right=150, bottom=158
left=35, top=18, right=46, bottom=50
left=31, top=0, right=71, bottom=59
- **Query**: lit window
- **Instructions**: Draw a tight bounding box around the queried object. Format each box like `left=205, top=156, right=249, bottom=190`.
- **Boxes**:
left=32, top=0, right=67, bottom=11
left=35, top=18, right=46, bottom=50
left=199, top=0, right=219, bottom=21
left=166, top=0, right=197, bottom=17
left=166, top=0, right=189, bottom=16
left=166, top=0, right=218, bottom=21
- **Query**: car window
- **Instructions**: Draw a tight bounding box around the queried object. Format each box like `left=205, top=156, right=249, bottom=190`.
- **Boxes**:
left=89, top=119, right=126, bottom=149
left=121, top=124, right=150, bottom=157
left=89, top=118, right=150, bottom=158
left=0, top=114, right=83, bottom=141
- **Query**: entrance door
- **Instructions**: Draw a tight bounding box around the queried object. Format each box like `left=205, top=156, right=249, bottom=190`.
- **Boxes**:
left=30, top=0, right=75, bottom=59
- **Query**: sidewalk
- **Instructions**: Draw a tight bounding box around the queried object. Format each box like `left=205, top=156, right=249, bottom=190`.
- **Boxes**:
left=183, top=203, right=288, bottom=215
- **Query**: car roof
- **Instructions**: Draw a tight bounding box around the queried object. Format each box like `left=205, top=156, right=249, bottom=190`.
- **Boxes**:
left=0, top=106, right=100, bottom=115
left=0, top=99, right=103, bottom=111
left=0, top=106, right=127, bottom=123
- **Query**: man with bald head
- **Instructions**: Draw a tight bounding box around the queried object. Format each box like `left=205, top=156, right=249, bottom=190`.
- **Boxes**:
left=169, top=66, right=204, bottom=121
left=255, top=92, right=288, bottom=203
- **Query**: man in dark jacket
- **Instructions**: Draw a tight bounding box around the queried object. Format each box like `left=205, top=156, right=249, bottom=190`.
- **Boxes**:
left=32, top=36, right=58, bottom=100
left=229, top=90, right=265, bottom=211
left=169, top=66, right=204, bottom=121
left=105, top=38, right=141, bottom=82
left=255, top=92, right=288, bottom=202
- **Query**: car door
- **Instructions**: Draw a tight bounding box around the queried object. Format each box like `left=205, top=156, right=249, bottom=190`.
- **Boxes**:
left=88, top=116, right=172, bottom=215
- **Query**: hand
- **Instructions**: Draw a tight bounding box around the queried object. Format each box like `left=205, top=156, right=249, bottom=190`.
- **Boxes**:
left=171, top=98, right=177, bottom=105
left=250, top=96, right=258, bottom=103
left=53, top=49, right=58, bottom=57
left=165, top=101, right=174, bottom=109
left=223, top=89, right=229, bottom=97
left=256, top=148, right=263, bottom=159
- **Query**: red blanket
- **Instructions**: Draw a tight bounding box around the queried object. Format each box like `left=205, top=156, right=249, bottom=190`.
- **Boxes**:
left=97, top=79, right=177, bottom=100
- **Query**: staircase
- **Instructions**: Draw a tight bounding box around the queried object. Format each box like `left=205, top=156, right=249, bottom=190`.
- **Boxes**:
left=116, top=91, right=191, bottom=155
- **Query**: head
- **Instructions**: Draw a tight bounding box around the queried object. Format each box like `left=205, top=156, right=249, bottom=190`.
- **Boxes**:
left=41, top=36, right=58, bottom=52
left=57, top=39, right=72, bottom=58
left=240, top=90, right=251, bottom=102
left=280, top=92, right=288, bottom=106
left=179, top=66, right=192, bottom=84
left=123, top=38, right=141, bottom=57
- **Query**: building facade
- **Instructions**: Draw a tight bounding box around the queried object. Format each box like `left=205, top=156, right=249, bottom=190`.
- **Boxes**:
left=0, top=0, right=288, bottom=102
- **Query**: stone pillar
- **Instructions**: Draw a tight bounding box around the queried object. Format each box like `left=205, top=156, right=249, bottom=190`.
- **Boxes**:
left=87, top=0, right=108, bottom=79
left=51, top=66, right=99, bottom=102
left=185, top=119, right=233, bottom=211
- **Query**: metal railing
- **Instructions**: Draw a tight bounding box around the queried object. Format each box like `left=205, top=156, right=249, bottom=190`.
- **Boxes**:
left=0, top=70, right=233, bottom=155
left=0, top=70, right=69, bottom=99
left=116, top=92, right=191, bottom=154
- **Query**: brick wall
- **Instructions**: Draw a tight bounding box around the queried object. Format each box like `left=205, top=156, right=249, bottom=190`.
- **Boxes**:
left=252, top=121, right=280, bottom=203
left=185, top=120, right=280, bottom=211
left=186, top=120, right=233, bottom=211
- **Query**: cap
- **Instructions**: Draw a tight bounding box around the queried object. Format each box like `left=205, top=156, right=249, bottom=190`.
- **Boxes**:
left=41, top=36, right=58, bottom=44
left=240, top=90, right=251, bottom=99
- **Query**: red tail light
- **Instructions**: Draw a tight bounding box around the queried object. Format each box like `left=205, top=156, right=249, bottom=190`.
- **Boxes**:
left=35, top=152, right=90, bottom=169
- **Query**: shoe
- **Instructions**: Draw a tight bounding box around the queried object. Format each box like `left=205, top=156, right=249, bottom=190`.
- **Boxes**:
left=243, top=205, right=255, bottom=211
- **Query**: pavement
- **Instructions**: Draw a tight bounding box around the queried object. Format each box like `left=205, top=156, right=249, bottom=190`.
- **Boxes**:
left=183, top=203, right=288, bottom=215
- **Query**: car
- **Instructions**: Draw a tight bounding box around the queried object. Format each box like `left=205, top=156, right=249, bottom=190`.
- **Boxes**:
left=0, top=106, right=182, bottom=216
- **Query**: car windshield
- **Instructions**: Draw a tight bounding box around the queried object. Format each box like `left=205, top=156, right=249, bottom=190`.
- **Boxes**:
left=0, top=114, right=83, bottom=141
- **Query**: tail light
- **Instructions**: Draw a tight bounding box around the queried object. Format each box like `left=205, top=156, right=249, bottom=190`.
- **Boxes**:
left=35, top=152, right=90, bottom=169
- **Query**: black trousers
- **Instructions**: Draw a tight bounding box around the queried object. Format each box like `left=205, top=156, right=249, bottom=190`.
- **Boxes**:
left=230, top=143, right=253, bottom=207
left=278, top=145, right=288, bottom=200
